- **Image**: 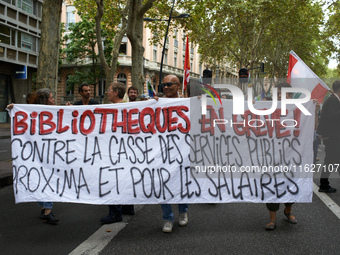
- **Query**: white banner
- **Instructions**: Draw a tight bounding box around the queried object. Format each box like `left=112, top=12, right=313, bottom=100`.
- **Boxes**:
left=9, top=98, right=315, bottom=204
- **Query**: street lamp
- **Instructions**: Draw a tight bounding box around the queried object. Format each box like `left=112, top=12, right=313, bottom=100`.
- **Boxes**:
left=144, top=0, right=190, bottom=92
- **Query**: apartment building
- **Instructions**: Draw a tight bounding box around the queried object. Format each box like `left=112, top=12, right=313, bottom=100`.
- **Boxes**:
left=0, top=0, right=43, bottom=122
left=58, top=3, right=218, bottom=104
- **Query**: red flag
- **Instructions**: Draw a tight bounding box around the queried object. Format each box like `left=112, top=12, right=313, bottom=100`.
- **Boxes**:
left=183, top=35, right=190, bottom=93
left=287, top=50, right=330, bottom=104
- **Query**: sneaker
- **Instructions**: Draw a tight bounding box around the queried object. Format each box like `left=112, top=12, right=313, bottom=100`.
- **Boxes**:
left=179, top=212, right=188, bottom=226
left=162, top=220, right=173, bottom=233
left=41, top=212, right=59, bottom=224
left=100, top=215, right=123, bottom=224
left=319, top=186, right=337, bottom=193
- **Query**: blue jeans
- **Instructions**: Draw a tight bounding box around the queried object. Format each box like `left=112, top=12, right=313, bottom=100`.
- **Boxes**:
left=161, top=204, right=188, bottom=221
left=38, top=202, right=53, bottom=210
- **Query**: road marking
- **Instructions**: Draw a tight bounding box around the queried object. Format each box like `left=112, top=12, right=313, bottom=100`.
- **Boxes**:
left=0, top=150, right=7, bottom=153
left=69, top=222, right=127, bottom=255
left=68, top=205, right=143, bottom=255
left=313, top=182, right=340, bottom=220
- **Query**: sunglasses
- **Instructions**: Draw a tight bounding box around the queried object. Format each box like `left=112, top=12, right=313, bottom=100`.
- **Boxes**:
left=161, top=82, right=178, bottom=88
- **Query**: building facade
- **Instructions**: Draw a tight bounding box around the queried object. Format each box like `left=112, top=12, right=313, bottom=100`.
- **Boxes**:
left=0, top=0, right=43, bottom=122
left=0, top=1, right=238, bottom=116
left=58, top=3, right=237, bottom=105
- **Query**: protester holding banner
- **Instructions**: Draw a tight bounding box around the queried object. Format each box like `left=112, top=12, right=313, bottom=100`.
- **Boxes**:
left=66, top=83, right=99, bottom=106
left=127, top=86, right=138, bottom=102
left=8, top=88, right=59, bottom=224
left=160, top=74, right=189, bottom=233
left=265, top=82, right=297, bottom=230
left=100, top=82, right=135, bottom=224
left=316, top=80, right=340, bottom=193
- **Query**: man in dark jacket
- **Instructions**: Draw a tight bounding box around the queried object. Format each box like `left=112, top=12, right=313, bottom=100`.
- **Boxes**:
left=67, top=83, right=99, bottom=105
left=316, top=80, right=340, bottom=193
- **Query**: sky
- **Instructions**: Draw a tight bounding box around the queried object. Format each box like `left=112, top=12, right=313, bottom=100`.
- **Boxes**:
left=329, top=58, right=338, bottom=69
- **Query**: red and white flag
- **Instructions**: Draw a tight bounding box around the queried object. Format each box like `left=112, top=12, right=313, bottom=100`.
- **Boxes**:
left=287, top=50, right=330, bottom=103
left=182, top=35, right=190, bottom=94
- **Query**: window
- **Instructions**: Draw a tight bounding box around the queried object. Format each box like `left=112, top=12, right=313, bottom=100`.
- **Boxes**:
left=164, top=49, right=168, bottom=65
left=18, top=0, right=33, bottom=14
left=21, top=33, right=33, bottom=51
left=174, top=29, right=178, bottom=48
left=66, top=75, right=74, bottom=96
left=66, top=6, right=76, bottom=30
left=174, top=52, right=177, bottom=67
left=0, top=25, right=11, bottom=45
left=18, top=32, right=35, bottom=52
left=152, top=77, right=157, bottom=88
left=119, top=43, right=127, bottom=55
left=153, top=45, right=157, bottom=61
left=117, top=73, right=127, bottom=85
left=3, top=0, right=15, bottom=5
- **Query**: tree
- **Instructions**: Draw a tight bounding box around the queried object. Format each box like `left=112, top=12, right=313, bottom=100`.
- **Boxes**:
left=324, top=0, right=340, bottom=70
left=71, top=0, right=130, bottom=86
left=36, top=0, right=63, bottom=91
left=127, top=0, right=155, bottom=92
left=61, top=14, right=114, bottom=96
left=172, top=0, right=327, bottom=95
left=73, top=0, right=156, bottom=93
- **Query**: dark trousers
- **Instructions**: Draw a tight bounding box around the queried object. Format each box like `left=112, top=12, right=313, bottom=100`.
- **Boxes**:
left=320, top=138, right=340, bottom=188
left=108, top=205, right=122, bottom=218
left=266, top=203, right=294, bottom=212
left=313, top=133, right=320, bottom=164
left=108, top=205, right=135, bottom=217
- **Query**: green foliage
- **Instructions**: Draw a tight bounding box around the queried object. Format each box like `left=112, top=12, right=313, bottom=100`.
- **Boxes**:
left=61, top=12, right=115, bottom=95
left=65, top=68, right=100, bottom=93
left=146, top=0, right=330, bottom=79
left=62, top=14, right=114, bottom=66
left=31, top=72, right=37, bottom=91
left=73, top=0, right=124, bottom=37
left=323, top=0, right=340, bottom=71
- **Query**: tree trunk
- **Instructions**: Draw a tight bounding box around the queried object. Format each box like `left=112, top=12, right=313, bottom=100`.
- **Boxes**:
left=36, top=0, right=63, bottom=93
left=127, top=0, right=154, bottom=94
left=95, top=0, right=129, bottom=85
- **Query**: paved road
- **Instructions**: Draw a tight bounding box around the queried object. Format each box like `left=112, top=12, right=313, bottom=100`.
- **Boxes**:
left=1, top=147, right=340, bottom=255
left=0, top=137, right=11, bottom=161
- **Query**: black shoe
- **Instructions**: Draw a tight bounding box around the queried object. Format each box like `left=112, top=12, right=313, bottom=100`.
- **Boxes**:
left=41, top=212, right=59, bottom=224
left=319, top=186, right=337, bottom=193
left=100, top=215, right=123, bottom=224
left=40, top=209, right=45, bottom=219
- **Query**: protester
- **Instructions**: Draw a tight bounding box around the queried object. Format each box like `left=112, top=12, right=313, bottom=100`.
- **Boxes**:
left=7, top=88, right=59, bottom=224
left=316, top=80, right=340, bottom=193
left=100, top=82, right=135, bottom=223
left=265, top=82, right=297, bottom=230
left=159, top=75, right=189, bottom=233
left=67, top=83, right=99, bottom=105
left=127, top=86, right=138, bottom=102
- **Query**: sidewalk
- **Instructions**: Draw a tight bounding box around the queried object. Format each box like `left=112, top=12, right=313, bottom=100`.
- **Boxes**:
left=0, top=122, right=12, bottom=187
